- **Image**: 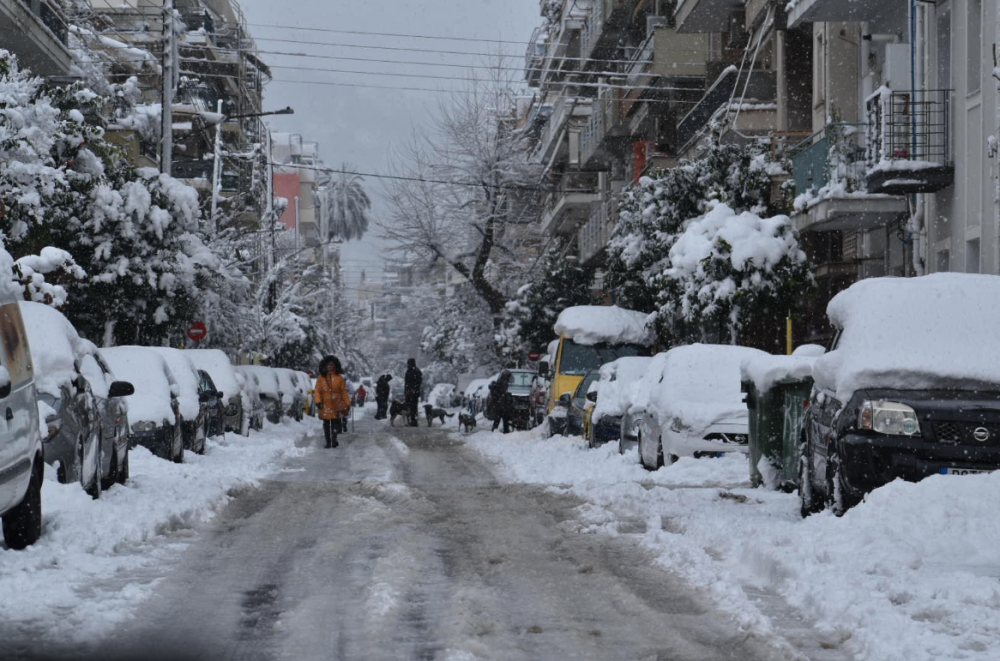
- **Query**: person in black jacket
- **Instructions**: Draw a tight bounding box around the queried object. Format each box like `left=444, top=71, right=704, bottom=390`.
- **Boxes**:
left=374, top=374, right=392, bottom=420
left=490, top=369, right=513, bottom=434
left=404, top=359, right=422, bottom=427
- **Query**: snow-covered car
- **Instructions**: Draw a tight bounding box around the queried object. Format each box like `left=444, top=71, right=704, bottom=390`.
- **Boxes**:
left=562, top=370, right=599, bottom=438
left=635, top=344, right=766, bottom=470
left=149, top=348, right=216, bottom=455
left=274, top=368, right=304, bottom=421
left=802, top=274, right=1000, bottom=516
left=0, top=293, right=44, bottom=549
left=21, top=303, right=133, bottom=497
left=239, top=366, right=283, bottom=424
left=101, top=347, right=185, bottom=462
left=294, top=371, right=315, bottom=417
left=464, top=377, right=493, bottom=416
left=234, top=367, right=265, bottom=431
left=185, top=349, right=248, bottom=435
left=586, top=356, right=653, bottom=451
left=428, top=383, right=456, bottom=409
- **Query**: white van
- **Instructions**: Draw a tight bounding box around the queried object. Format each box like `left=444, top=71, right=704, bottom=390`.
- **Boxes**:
left=0, top=296, right=43, bottom=549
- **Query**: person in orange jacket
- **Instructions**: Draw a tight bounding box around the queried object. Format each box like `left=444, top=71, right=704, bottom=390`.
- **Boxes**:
left=314, top=355, right=351, bottom=448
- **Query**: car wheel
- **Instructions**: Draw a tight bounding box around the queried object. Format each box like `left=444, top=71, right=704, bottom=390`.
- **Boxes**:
left=827, top=454, right=858, bottom=517
left=117, top=447, right=130, bottom=485
left=87, top=433, right=104, bottom=500
left=199, top=420, right=208, bottom=455
left=173, top=425, right=184, bottom=464
left=3, top=460, right=42, bottom=550
left=798, top=455, right=821, bottom=518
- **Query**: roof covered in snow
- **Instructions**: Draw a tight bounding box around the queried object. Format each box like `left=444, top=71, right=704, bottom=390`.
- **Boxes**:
left=553, top=306, right=654, bottom=347
left=100, top=347, right=177, bottom=427
left=185, top=349, right=241, bottom=405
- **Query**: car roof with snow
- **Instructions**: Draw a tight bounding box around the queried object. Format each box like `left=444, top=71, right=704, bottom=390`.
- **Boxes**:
left=553, top=305, right=654, bottom=346
left=239, top=366, right=280, bottom=396
left=148, top=347, right=202, bottom=421
left=184, top=349, right=240, bottom=402
left=100, top=346, right=177, bottom=426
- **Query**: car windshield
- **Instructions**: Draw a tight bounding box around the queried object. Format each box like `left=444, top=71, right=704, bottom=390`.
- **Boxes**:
left=509, top=372, right=534, bottom=388
left=574, top=372, right=598, bottom=399
left=560, top=341, right=646, bottom=376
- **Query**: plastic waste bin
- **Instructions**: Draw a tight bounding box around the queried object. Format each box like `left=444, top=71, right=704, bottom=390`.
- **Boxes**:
left=743, top=377, right=813, bottom=490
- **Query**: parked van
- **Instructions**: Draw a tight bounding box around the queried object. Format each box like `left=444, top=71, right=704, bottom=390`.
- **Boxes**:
left=0, top=296, right=44, bottom=549
left=544, top=306, right=655, bottom=435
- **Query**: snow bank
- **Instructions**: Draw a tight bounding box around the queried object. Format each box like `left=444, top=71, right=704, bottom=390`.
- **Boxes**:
left=553, top=305, right=654, bottom=346
left=0, top=419, right=316, bottom=644
left=591, top=356, right=653, bottom=422
left=644, top=344, right=767, bottom=431
left=100, top=347, right=176, bottom=426
left=815, top=274, right=1000, bottom=401
left=465, top=426, right=1000, bottom=661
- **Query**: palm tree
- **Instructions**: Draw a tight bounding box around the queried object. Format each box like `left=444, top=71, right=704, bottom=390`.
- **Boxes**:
left=319, top=165, right=372, bottom=242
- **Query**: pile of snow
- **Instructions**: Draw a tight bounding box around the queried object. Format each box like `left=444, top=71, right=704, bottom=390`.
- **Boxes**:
left=553, top=305, right=654, bottom=346
left=464, top=425, right=1000, bottom=661
left=148, top=347, right=201, bottom=421
left=815, top=274, right=1000, bottom=401
left=638, top=344, right=767, bottom=431
left=0, top=419, right=316, bottom=643
left=741, top=346, right=823, bottom=393
left=591, top=356, right=653, bottom=422
left=100, top=347, right=176, bottom=427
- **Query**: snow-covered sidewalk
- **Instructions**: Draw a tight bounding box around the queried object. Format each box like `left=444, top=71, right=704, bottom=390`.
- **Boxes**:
left=0, top=418, right=318, bottom=643
left=465, top=428, right=1000, bottom=661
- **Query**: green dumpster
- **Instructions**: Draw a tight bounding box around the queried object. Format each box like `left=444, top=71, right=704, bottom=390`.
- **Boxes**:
left=743, top=376, right=813, bottom=490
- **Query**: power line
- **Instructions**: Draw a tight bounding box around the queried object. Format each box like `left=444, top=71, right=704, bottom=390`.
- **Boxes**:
left=247, top=22, right=536, bottom=46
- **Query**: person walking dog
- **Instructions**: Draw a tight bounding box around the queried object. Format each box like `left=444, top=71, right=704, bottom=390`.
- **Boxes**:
left=315, top=355, right=351, bottom=448
left=404, top=358, right=422, bottom=427
left=374, top=374, right=392, bottom=420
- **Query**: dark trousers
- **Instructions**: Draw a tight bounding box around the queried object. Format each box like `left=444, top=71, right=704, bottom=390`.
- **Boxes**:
left=492, top=409, right=511, bottom=434
left=375, top=399, right=388, bottom=419
left=323, top=419, right=339, bottom=447
left=405, top=394, right=419, bottom=426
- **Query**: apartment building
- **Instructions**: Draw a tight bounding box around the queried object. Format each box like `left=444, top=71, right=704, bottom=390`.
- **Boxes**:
left=0, top=0, right=73, bottom=77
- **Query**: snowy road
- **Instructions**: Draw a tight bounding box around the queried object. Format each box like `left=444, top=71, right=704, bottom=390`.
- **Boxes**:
left=18, top=418, right=797, bottom=661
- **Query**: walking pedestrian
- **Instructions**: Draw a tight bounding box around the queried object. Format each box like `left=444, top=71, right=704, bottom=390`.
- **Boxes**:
left=314, top=356, right=351, bottom=448
left=356, top=384, right=367, bottom=407
left=490, top=369, right=513, bottom=434
left=374, top=374, right=392, bottom=419
left=404, top=358, right=422, bottom=427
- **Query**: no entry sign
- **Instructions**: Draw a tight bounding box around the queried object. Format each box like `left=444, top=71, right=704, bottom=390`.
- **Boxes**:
left=187, top=321, right=208, bottom=342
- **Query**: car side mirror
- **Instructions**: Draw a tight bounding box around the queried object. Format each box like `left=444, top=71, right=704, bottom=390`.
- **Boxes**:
left=538, top=361, right=549, bottom=378
left=586, top=390, right=598, bottom=403
left=557, top=392, right=572, bottom=407
left=108, top=381, right=134, bottom=398
left=0, top=365, right=10, bottom=399
left=216, top=390, right=224, bottom=399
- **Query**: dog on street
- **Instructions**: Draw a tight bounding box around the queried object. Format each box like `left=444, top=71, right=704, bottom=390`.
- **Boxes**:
left=389, top=399, right=406, bottom=426
left=458, top=412, right=477, bottom=433
left=424, top=404, right=455, bottom=427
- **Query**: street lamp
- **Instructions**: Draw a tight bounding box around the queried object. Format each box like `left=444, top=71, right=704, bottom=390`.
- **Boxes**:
left=210, top=105, right=295, bottom=232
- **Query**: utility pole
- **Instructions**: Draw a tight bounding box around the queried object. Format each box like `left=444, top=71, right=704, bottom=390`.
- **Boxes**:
left=210, top=99, right=224, bottom=235
left=160, top=0, right=176, bottom=175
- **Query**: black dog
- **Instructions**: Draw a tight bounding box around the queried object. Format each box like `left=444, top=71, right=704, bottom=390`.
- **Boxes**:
left=458, top=412, right=477, bottom=433
left=389, top=399, right=406, bottom=426
left=424, top=404, right=455, bottom=427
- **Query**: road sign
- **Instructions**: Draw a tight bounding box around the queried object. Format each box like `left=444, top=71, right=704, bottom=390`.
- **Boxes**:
left=187, top=321, right=208, bottom=342
left=527, top=351, right=542, bottom=362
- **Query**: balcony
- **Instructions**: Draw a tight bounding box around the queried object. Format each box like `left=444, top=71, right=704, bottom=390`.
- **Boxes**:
left=0, top=0, right=72, bottom=76
left=623, top=26, right=709, bottom=94
left=535, top=97, right=592, bottom=168
left=541, top=172, right=601, bottom=237
left=580, top=0, right=632, bottom=66
left=786, top=0, right=886, bottom=29
left=525, top=26, right=547, bottom=86
left=675, top=0, right=743, bottom=33
left=580, top=85, right=627, bottom=167
left=172, top=160, right=239, bottom=193
left=865, top=88, right=954, bottom=195
left=675, top=68, right=776, bottom=154
left=789, top=123, right=907, bottom=233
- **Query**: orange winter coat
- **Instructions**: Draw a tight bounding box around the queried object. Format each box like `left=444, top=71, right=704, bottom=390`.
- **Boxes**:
left=314, top=374, right=351, bottom=421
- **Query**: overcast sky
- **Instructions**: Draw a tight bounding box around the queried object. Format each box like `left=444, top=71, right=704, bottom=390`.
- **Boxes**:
left=237, top=0, right=540, bottom=293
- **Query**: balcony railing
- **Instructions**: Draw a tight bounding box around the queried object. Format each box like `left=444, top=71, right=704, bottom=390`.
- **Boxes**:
left=676, top=68, right=776, bottom=153
left=625, top=32, right=655, bottom=87
left=172, top=160, right=239, bottom=191
left=790, top=123, right=866, bottom=198
left=525, top=26, right=546, bottom=83
left=865, top=88, right=954, bottom=194
left=17, top=0, right=68, bottom=44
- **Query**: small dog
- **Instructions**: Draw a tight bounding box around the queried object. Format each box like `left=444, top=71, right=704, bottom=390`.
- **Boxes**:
left=388, top=399, right=406, bottom=426
left=458, top=412, right=477, bottom=433
left=424, top=404, right=455, bottom=427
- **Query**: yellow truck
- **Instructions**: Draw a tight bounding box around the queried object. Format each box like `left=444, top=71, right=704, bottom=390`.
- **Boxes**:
left=541, top=305, right=655, bottom=435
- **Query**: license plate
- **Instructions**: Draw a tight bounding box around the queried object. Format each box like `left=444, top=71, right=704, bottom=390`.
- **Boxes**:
left=940, top=467, right=994, bottom=476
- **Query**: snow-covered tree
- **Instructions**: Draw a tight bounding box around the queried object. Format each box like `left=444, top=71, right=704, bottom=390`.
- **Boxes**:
left=318, top=165, right=371, bottom=242
left=420, top=282, right=501, bottom=381
left=499, top=247, right=595, bottom=360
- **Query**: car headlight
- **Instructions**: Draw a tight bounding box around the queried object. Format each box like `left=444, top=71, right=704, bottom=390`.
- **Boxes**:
left=132, top=421, right=157, bottom=432
left=858, top=400, right=921, bottom=436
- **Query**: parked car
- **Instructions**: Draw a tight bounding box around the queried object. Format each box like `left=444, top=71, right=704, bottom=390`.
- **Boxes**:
left=464, top=377, right=493, bottom=416
left=274, top=368, right=304, bottom=421
left=186, top=349, right=248, bottom=435
left=294, top=371, right=315, bottom=417
left=428, top=383, right=456, bottom=409
left=197, top=369, right=225, bottom=437
left=0, top=295, right=45, bottom=549
left=239, top=366, right=282, bottom=424
left=635, top=344, right=765, bottom=470
left=560, top=370, right=600, bottom=437
left=20, top=302, right=133, bottom=497
left=234, top=367, right=265, bottom=431
left=586, top=356, right=653, bottom=451
left=505, top=370, right=538, bottom=430
left=101, top=347, right=184, bottom=462
left=149, top=348, right=212, bottom=455
left=801, top=274, right=1000, bottom=516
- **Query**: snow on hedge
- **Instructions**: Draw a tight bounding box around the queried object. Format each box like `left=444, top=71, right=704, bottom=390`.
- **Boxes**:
left=815, top=274, right=1000, bottom=401
left=552, top=305, right=654, bottom=346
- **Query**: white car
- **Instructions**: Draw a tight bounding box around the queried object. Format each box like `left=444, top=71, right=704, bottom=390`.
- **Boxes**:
left=635, top=344, right=767, bottom=470
left=583, top=356, right=653, bottom=452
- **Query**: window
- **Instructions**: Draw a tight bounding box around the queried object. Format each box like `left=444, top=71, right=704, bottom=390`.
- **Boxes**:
left=968, top=0, right=981, bottom=93
left=966, top=238, right=980, bottom=273
left=936, top=249, right=951, bottom=272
